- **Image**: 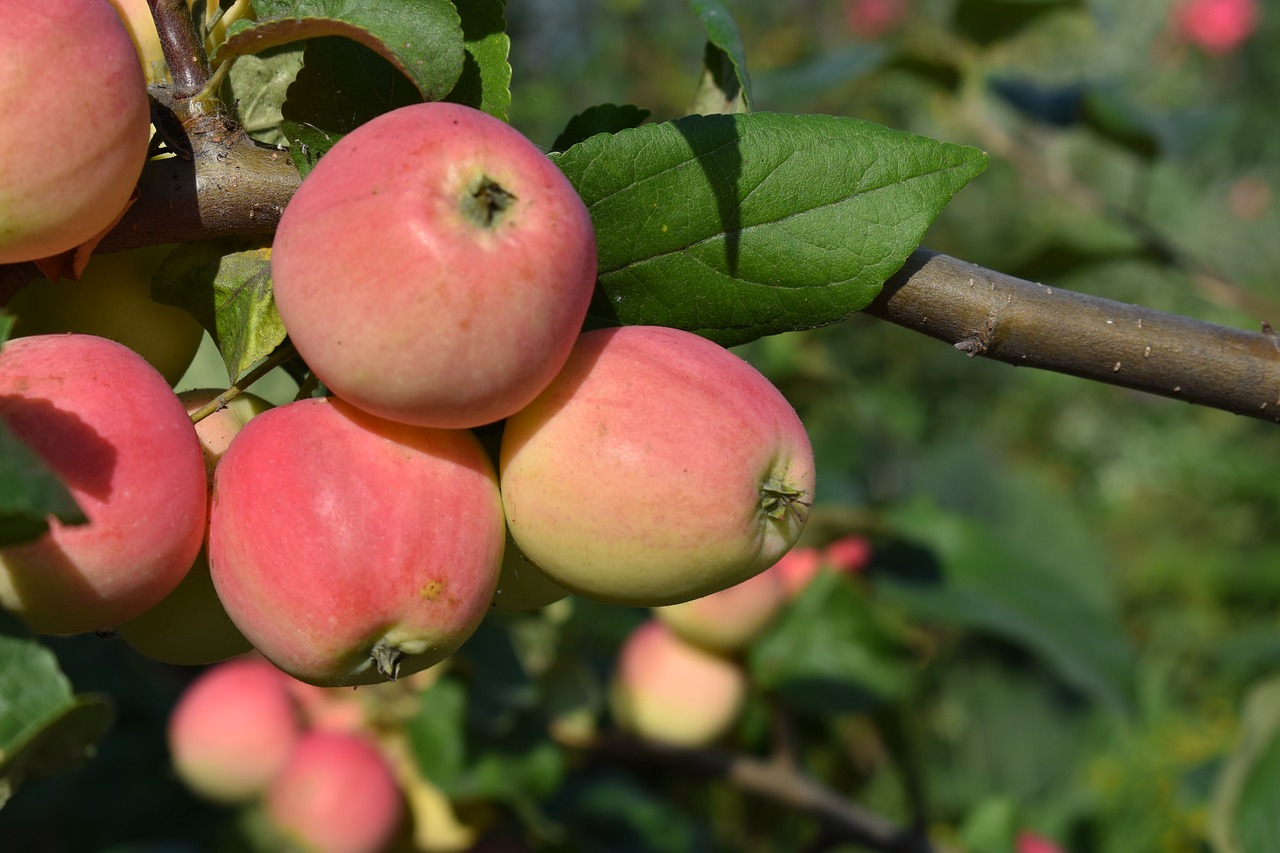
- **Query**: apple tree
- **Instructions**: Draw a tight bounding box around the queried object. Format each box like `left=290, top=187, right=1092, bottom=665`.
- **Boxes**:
left=1, top=0, right=1278, bottom=851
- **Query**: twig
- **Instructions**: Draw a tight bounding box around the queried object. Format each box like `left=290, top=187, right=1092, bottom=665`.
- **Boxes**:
left=188, top=343, right=299, bottom=424
left=560, top=729, right=937, bottom=853
left=864, top=250, right=1280, bottom=425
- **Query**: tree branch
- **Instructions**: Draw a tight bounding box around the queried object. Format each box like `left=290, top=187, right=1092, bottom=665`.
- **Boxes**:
left=864, top=250, right=1280, bottom=425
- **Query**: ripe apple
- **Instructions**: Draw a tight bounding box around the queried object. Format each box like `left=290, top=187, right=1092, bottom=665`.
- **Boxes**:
left=0, top=335, right=207, bottom=635
left=0, top=0, right=150, bottom=263
left=652, top=561, right=787, bottom=654
left=609, top=619, right=746, bottom=748
left=1172, top=0, right=1258, bottom=55
left=208, top=396, right=505, bottom=686
left=168, top=656, right=302, bottom=803
left=4, top=245, right=204, bottom=386
left=116, top=390, right=271, bottom=665
left=823, top=534, right=872, bottom=573
left=270, top=101, right=598, bottom=429
left=769, top=545, right=824, bottom=599
left=500, top=325, right=816, bottom=607
left=265, top=730, right=404, bottom=853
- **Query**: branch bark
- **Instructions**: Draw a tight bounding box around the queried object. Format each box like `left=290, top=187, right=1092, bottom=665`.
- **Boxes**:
left=864, top=250, right=1280, bottom=425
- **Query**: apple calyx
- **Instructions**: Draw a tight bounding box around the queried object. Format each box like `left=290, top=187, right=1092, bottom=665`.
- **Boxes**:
left=371, top=641, right=403, bottom=681
left=464, top=176, right=517, bottom=227
left=760, top=478, right=812, bottom=525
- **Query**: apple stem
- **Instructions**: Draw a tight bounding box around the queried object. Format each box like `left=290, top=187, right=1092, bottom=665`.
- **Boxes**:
left=372, top=642, right=403, bottom=681
left=188, top=342, right=299, bottom=424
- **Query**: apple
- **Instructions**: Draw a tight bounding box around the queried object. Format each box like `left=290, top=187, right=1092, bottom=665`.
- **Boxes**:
left=116, top=390, right=271, bottom=665
left=265, top=730, right=404, bottom=853
left=208, top=396, right=505, bottom=686
left=0, top=335, right=207, bottom=635
left=168, top=656, right=302, bottom=803
left=652, top=561, right=787, bottom=654
left=769, top=545, right=823, bottom=599
left=0, top=0, right=150, bottom=263
left=823, top=534, right=872, bottom=573
left=270, top=101, right=598, bottom=429
left=4, top=245, right=204, bottom=386
left=1172, top=0, right=1258, bottom=55
left=609, top=619, right=746, bottom=748
left=499, top=325, right=816, bottom=607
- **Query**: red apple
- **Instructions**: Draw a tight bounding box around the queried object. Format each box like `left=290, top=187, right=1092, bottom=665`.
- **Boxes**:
left=208, top=397, right=505, bottom=686
left=116, top=390, right=271, bottom=665
left=609, top=620, right=746, bottom=747
left=168, top=656, right=302, bottom=803
left=770, top=546, right=823, bottom=599
left=271, top=101, right=598, bottom=429
left=0, top=0, right=150, bottom=263
left=500, top=325, right=816, bottom=607
left=653, top=562, right=787, bottom=654
left=266, top=730, right=404, bottom=853
left=823, top=534, right=872, bottom=573
left=0, top=335, right=207, bottom=635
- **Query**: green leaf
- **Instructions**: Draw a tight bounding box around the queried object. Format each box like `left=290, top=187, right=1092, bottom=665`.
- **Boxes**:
left=551, top=112, right=987, bottom=346
left=749, top=569, right=914, bottom=716
left=280, top=35, right=426, bottom=175
left=686, top=0, right=752, bottom=114
left=225, top=42, right=308, bottom=148
left=551, top=104, right=651, bottom=153
left=447, top=0, right=511, bottom=120
left=405, top=676, right=468, bottom=790
left=0, top=614, right=114, bottom=805
left=876, top=501, right=1138, bottom=713
left=0, top=422, right=86, bottom=548
left=152, top=239, right=285, bottom=381
left=1210, top=676, right=1280, bottom=853
left=215, top=0, right=464, bottom=104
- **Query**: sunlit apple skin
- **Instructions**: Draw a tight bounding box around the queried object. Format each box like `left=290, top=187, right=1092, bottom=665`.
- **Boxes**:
left=653, top=561, right=787, bottom=654
left=266, top=731, right=404, bottom=853
left=609, top=620, right=746, bottom=748
left=116, top=391, right=271, bottom=665
left=208, top=397, right=505, bottom=686
left=0, top=0, right=150, bottom=263
left=0, top=335, right=207, bottom=635
left=168, top=656, right=302, bottom=803
left=500, top=326, right=816, bottom=607
left=5, top=246, right=204, bottom=386
left=271, top=102, right=598, bottom=429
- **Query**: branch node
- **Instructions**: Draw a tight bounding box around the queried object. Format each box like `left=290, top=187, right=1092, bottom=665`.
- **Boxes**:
left=954, top=313, right=998, bottom=358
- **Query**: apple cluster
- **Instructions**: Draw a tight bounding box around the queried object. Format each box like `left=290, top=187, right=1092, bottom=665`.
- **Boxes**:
left=0, top=2, right=817, bottom=697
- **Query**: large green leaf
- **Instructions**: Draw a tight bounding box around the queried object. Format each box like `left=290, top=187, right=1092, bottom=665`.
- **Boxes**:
left=876, top=501, right=1137, bottom=713
left=216, top=0, right=464, bottom=104
left=448, top=0, right=512, bottom=120
left=0, top=614, right=114, bottom=806
left=1211, top=676, right=1280, bottom=853
left=552, top=112, right=987, bottom=346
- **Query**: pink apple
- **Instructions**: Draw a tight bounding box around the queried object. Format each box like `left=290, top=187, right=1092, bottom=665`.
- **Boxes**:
left=266, top=730, right=404, bottom=853
left=1016, top=831, right=1068, bottom=853
left=0, top=0, right=151, bottom=263
left=823, top=534, right=872, bottom=573
left=116, top=390, right=271, bottom=665
left=500, top=325, right=816, bottom=607
left=271, top=101, right=598, bottom=429
left=167, top=656, right=302, bottom=803
left=208, top=396, right=505, bottom=686
left=769, top=546, right=823, bottom=599
left=1172, top=0, right=1259, bottom=55
left=0, top=335, right=207, bottom=635
left=653, top=563, right=787, bottom=654
left=610, top=620, right=746, bottom=747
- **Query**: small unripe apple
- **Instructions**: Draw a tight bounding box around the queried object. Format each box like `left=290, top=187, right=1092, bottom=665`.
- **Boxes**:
left=652, top=562, right=787, bottom=654
left=266, top=730, right=404, bottom=853
left=0, top=0, right=150, bottom=263
left=168, top=656, right=302, bottom=803
left=609, top=620, right=746, bottom=748
left=0, top=335, right=207, bottom=635
left=4, top=245, right=204, bottom=386
left=116, top=390, right=271, bottom=665
left=271, top=101, right=598, bottom=429
left=209, top=397, right=505, bottom=686
left=500, top=325, right=816, bottom=607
